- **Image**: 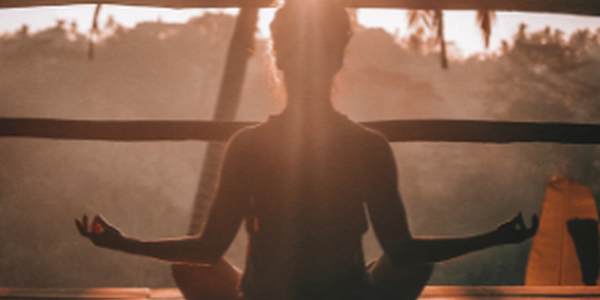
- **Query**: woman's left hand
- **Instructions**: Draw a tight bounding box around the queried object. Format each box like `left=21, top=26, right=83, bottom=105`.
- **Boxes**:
left=75, top=214, right=125, bottom=249
left=492, top=212, right=539, bottom=245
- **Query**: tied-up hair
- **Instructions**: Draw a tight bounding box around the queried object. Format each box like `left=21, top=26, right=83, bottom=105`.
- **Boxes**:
left=270, top=0, right=352, bottom=71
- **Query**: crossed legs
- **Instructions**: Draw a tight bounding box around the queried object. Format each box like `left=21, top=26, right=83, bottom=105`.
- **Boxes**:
left=368, top=254, right=434, bottom=300
left=170, top=255, right=433, bottom=300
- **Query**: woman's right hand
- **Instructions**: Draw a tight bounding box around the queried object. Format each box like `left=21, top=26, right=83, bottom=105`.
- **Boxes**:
left=75, top=214, right=125, bottom=250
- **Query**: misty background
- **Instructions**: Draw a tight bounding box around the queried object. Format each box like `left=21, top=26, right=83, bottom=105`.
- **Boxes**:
left=1, top=13, right=600, bottom=287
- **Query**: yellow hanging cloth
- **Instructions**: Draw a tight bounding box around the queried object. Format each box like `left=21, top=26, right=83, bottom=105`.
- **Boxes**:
left=525, top=176, right=599, bottom=285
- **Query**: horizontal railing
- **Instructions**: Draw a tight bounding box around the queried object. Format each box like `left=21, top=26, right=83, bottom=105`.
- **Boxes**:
left=1, top=118, right=600, bottom=144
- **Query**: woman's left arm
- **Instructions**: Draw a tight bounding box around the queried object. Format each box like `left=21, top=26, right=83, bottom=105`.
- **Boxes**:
left=75, top=129, right=253, bottom=265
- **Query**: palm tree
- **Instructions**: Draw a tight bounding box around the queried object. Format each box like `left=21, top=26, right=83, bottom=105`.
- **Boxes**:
left=477, top=10, right=495, bottom=49
left=407, top=9, right=496, bottom=69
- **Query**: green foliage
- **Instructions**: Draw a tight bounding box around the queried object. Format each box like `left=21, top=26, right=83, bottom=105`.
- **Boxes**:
left=493, top=24, right=600, bottom=122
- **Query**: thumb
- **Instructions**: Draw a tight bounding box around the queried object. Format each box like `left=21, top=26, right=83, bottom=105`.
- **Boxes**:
left=92, top=215, right=108, bottom=233
left=529, top=214, right=540, bottom=235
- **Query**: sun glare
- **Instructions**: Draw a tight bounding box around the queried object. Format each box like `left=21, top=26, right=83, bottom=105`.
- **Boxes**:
left=1, top=5, right=600, bottom=57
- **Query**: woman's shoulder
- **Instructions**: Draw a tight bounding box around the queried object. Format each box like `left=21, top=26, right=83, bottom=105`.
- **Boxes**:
left=229, top=114, right=390, bottom=146
left=227, top=124, right=261, bottom=147
left=225, top=119, right=276, bottom=151
left=348, top=120, right=390, bottom=147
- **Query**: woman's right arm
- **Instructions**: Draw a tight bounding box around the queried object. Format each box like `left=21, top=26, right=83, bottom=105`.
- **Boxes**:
left=75, top=129, right=254, bottom=265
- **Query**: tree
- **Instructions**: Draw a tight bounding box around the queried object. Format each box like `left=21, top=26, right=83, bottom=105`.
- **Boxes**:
left=407, top=9, right=495, bottom=69
left=489, top=26, right=600, bottom=195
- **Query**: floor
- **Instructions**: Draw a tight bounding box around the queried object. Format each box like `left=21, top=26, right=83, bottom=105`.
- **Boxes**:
left=1, top=286, right=599, bottom=300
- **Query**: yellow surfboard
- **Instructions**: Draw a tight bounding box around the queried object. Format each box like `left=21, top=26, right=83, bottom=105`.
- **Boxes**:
left=525, top=176, right=599, bottom=285
left=525, top=176, right=600, bottom=285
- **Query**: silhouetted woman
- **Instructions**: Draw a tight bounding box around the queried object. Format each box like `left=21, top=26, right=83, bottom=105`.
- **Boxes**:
left=76, top=1, right=538, bottom=300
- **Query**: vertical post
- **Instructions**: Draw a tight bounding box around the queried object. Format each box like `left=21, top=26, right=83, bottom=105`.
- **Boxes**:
left=187, top=7, right=259, bottom=235
left=435, top=10, right=448, bottom=69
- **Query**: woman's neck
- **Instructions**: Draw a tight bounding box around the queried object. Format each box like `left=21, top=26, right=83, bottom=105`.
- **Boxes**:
left=280, top=95, right=338, bottom=125
left=280, top=72, right=338, bottom=120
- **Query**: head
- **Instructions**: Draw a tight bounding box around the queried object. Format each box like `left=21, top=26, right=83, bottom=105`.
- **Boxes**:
left=270, top=0, right=352, bottom=99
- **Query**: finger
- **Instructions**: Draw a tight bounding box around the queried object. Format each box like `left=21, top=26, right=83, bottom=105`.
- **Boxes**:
left=509, top=213, right=521, bottom=225
left=529, top=214, right=540, bottom=234
left=515, top=212, right=526, bottom=230
left=506, top=213, right=521, bottom=230
left=95, top=214, right=112, bottom=228
left=92, top=215, right=105, bottom=234
left=75, top=218, right=88, bottom=236
left=94, top=215, right=110, bottom=227
left=82, top=214, right=89, bottom=232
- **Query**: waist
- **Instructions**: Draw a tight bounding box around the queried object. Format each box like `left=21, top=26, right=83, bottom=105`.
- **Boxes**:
left=241, top=264, right=369, bottom=300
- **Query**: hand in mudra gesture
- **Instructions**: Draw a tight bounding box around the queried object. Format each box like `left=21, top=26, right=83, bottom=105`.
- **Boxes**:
left=492, top=213, right=539, bottom=245
left=76, top=214, right=124, bottom=249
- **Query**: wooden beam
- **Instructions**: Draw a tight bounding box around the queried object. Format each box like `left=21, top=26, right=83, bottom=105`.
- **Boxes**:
left=347, top=0, right=600, bottom=16
left=363, top=119, right=600, bottom=144
left=0, top=0, right=600, bottom=16
left=1, top=118, right=600, bottom=144
left=0, top=288, right=152, bottom=299
left=0, top=0, right=277, bottom=9
left=2, top=286, right=600, bottom=299
left=0, top=118, right=251, bottom=141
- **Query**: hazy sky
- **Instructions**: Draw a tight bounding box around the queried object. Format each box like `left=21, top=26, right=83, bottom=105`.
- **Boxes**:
left=1, top=5, right=600, bottom=56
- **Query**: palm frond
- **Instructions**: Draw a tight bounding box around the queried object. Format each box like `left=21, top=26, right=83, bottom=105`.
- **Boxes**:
left=407, top=9, right=447, bottom=69
left=432, top=10, right=442, bottom=42
left=88, top=4, right=102, bottom=60
left=476, top=10, right=495, bottom=48
left=407, top=10, right=421, bottom=28
left=407, top=10, right=433, bottom=30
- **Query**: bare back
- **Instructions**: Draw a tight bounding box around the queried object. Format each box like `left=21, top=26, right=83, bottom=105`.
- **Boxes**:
left=235, top=113, right=389, bottom=300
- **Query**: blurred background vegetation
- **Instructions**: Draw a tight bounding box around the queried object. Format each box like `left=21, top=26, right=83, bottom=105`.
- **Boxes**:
left=1, top=13, right=600, bottom=287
